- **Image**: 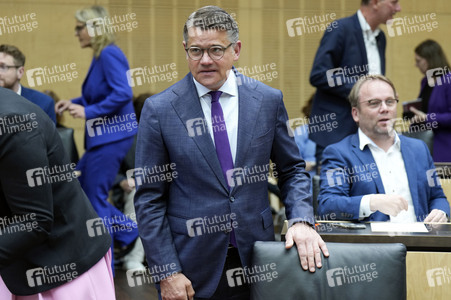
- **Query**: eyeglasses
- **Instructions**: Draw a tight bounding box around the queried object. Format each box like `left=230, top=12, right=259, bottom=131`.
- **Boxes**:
left=360, top=98, right=399, bottom=109
left=75, top=24, right=86, bottom=33
left=185, top=43, right=233, bottom=61
left=0, top=65, right=21, bottom=73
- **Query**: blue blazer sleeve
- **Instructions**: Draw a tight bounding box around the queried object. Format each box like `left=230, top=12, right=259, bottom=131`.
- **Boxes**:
left=83, top=46, right=133, bottom=120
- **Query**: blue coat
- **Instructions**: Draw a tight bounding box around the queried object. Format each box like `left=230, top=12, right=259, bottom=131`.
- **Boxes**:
left=309, top=13, right=386, bottom=148
left=21, top=86, right=56, bottom=123
left=71, top=44, right=136, bottom=150
left=134, top=70, right=313, bottom=298
left=317, top=132, right=450, bottom=221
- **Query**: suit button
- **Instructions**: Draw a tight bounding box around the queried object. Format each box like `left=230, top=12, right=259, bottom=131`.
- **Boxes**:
left=229, top=196, right=235, bottom=202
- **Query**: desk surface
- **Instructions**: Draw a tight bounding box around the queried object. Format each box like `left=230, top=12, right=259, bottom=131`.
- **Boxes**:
left=315, top=222, right=451, bottom=252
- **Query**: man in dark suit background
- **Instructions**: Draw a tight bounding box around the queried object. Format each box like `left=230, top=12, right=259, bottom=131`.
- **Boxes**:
left=0, top=44, right=56, bottom=123
left=309, top=0, right=401, bottom=165
left=135, top=6, right=328, bottom=300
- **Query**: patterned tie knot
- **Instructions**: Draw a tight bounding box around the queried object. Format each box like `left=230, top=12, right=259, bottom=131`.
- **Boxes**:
left=209, top=91, right=223, bottom=103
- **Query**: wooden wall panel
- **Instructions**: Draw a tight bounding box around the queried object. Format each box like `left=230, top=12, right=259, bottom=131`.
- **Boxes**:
left=0, top=0, right=450, bottom=158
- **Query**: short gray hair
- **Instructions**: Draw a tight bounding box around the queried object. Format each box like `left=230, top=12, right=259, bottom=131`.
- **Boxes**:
left=183, top=6, right=238, bottom=44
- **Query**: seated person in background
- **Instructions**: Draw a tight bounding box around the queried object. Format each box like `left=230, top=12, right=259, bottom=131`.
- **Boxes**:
left=317, top=74, right=450, bottom=223
left=0, top=44, right=56, bottom=123
left=293, top=95, right=317, bottom=178
left=44, top=89, right=79, bottom=164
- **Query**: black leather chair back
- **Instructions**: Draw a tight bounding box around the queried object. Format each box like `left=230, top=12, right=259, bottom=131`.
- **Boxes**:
left=250, top=242, right=406, bottom=300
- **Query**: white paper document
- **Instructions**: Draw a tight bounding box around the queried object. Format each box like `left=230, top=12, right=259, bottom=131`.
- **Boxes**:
left=370, top=222, right=428, bottom=233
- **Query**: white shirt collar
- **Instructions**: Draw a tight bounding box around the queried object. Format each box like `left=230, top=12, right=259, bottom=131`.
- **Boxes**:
left=16, top=84, right=22, bottom=96
left=357, top=10, right=381, bottom=40
left=358, top=128, right=401, bottom=151
left=192, top=69, right=238, bottom=99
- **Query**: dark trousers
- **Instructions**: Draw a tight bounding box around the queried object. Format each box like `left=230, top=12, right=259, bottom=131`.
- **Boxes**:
left=195, top=246, right=250, bottom=300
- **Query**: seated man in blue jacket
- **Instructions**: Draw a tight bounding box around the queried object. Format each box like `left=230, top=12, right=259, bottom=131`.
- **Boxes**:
left=0, top=44, right=56, bottom=123
left=318, top=74, right=449, bottom=222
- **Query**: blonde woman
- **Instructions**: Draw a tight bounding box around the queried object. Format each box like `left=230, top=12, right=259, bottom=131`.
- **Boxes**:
left=55, top=6, right=141, bottom=270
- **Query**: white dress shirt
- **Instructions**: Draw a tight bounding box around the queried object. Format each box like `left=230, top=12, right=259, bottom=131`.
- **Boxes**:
left=16, top=84, right=22, bottom=96
left=357, top=10, right=382, bottom=75
left=193, top=70, right=239, bottom=164
left=358, top=129, right=417, bottom=222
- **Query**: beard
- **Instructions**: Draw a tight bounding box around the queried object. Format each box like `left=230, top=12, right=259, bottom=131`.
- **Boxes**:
left=0, top=79, right=16, bottom=90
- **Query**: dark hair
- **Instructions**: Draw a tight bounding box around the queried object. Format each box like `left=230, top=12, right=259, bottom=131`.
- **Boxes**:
left=302, top=94, right=315, bottom=119
left=361, top=0, right=371, bottom=5
left=0, top=44, right=26, bottom=66
left=183, top=6, right=238, bottom=44
left=415, top=39, right=450, bottom=70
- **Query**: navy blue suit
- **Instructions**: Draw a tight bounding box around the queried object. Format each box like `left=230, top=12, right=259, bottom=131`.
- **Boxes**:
left=21, top=86, right=56, bottom=123
left=317, top=133, right=450, bottom=221
left=72, top=44, right=138, bottom=254
left=309, top=13, right=386, bottom=148
left=134, top=70, right=313, bottom=298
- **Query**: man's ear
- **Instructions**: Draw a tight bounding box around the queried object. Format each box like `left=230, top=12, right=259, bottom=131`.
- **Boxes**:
left=351, top=106, right=359, bottom=123
left=16, top=66, right=24, bottom=80
left=233, top=40, right=242, bottom=61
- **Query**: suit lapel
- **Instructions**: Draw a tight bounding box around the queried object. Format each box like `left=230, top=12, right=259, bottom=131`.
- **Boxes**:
left=350, top=134, right=385, bottom=193
left=171, top=74, right=229, bottom=192
left=234, top=73, right=262, bottom=171
left=399, top=136, right=419, bottom=215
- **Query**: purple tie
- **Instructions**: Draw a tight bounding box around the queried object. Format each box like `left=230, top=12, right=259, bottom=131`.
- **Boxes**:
left=209, top=91, right=234, bottom=183
left=209, top=90, right=237, bottom=247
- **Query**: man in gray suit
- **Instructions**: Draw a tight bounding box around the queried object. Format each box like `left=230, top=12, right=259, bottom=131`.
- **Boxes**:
left=135, top=6, right=328, bottom=300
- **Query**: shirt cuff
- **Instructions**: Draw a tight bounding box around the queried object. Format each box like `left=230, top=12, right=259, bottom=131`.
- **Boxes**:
left=359, top=195, right=372, bottom=219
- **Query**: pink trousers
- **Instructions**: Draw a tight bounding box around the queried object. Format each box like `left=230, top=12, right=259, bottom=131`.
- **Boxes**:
left=0, top=250, right=116, bottom=300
